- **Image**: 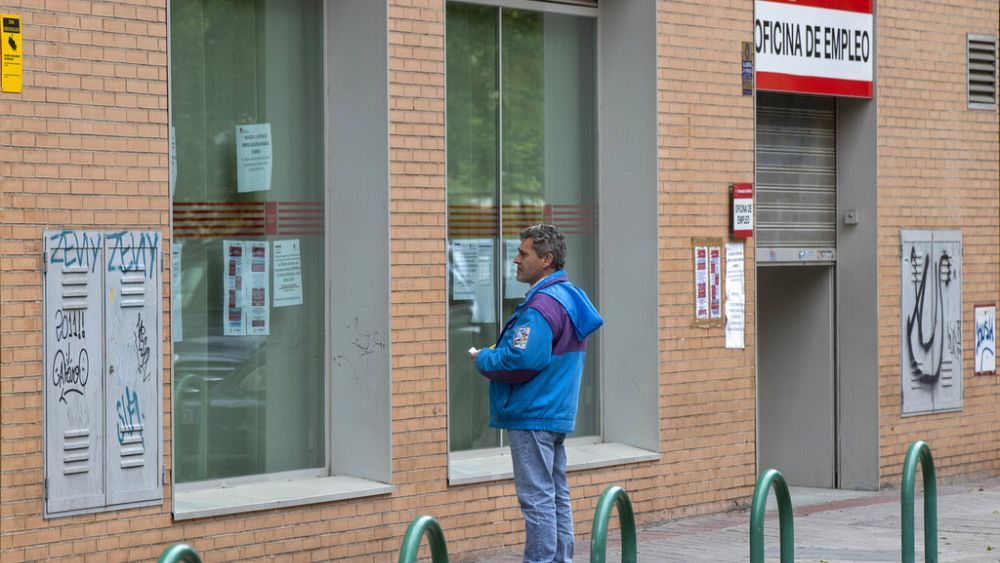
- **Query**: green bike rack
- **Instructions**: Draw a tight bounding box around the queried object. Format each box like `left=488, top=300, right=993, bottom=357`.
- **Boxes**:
left=398, top=514, right=449, bottom=563
left=750, top=468, right=794, bottom=563
left=590, top=485, right=637, bottom=563
left=157, top=543, right=202, bottom=563
left=901, top=441, right=937, bottom=563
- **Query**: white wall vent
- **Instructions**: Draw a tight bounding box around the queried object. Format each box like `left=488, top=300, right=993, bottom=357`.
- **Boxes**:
left=968, top=34, right=997, bottom=110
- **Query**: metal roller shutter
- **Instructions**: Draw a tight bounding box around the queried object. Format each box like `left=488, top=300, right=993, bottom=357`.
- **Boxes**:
left=756, top=92, right=836, bottom=264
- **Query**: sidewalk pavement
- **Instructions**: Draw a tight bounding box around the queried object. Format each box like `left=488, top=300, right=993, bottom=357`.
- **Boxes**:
left=473, top=476, right=1000, bottom=562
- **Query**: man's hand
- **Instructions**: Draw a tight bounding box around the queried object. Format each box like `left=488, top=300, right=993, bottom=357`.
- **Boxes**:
left=468, top=347, right=479, bottom=361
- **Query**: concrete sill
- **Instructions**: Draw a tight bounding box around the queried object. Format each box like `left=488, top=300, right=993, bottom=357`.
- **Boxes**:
left=173, top=475, right=393, bottom=520
left=448, top=441, right=659, bottom=486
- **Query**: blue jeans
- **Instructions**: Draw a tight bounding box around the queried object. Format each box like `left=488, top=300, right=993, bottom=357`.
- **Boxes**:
left=508, top=429, right=573, bottom=563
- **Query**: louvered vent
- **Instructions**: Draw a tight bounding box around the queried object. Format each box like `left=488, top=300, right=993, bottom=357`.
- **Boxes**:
left=968, top=34, right=997, bottom=109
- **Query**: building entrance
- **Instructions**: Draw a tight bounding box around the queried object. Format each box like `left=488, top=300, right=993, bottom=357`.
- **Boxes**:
left=756, top=93, right=839, bottom=488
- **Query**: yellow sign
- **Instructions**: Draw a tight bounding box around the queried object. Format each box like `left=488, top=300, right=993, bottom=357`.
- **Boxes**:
left=2, top=14, right=22, bottom=93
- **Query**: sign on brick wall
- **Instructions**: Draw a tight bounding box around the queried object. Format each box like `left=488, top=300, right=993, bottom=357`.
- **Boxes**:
left=754, top=0, right=873, bottom=98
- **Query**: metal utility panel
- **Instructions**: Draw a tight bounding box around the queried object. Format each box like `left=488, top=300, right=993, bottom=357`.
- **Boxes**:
left=43, top=230, right=163, bottom=517
left=104, top=231, right=163, bottom=505
left=756, top=93, right=837, bottom=264
left=44, top=231, right=106, bottom=515
left=901, top=230, right=963, bottom=415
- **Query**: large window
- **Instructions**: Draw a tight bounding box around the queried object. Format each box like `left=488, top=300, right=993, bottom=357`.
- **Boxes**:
left=170, top=0, right=325, bottom=484
left=446, top=2, right=599, bottom=452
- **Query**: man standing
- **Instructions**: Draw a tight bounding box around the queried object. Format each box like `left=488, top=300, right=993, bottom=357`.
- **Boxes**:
left=471, top=224, right=603, bottom=563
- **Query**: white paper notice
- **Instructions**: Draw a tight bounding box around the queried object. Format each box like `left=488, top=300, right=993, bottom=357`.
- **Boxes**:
left=223, top=240, right=270, bottom=336
left=450, top=239, right=495, bottom=323
left=273, top=239, right=303, bottom=307
left=169, top=126, right=177, bottom=197
left=974, top=304, right=996, bottom=374
left=450, top=239, right=477, bottom=301
left=504, top=239, right=531, bottom=299
left=236, top=123, right=272, bottom=193
left=725, top=242, right=746, bottom=349
left=247, top=241, right=270, bottom=335
left=171, top=242, right=183, bottom=342
left=223, top=240, right=246, bottom=336
left=472, top=244, right=496, bottom=324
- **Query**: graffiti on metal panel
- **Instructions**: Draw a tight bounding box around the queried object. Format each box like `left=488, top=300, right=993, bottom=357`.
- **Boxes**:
left=52, top=344, right=90, bottom=404
left=52, top=307, right=91, bottom=404
left=106, top=231, right=159, bottom=279
left=54, top=308, right=86, bottom=342
left=332, top=316, right=386, bottom=380
left=905, top=247, right=960, bottom=383
left=48, top=230, right=102, bottom=272
left=134, top=314, right=151, bottom=382
left=116, top=387, right=144, bottom=445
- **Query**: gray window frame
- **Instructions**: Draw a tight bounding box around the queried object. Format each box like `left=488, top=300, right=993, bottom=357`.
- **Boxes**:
left=167, top=0, right=393, bottom=520
left=445, top=0, right=661, bottom=485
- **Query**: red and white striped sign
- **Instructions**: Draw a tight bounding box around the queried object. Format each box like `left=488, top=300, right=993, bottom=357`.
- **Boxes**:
left=754, top=0, right=873, bottom=98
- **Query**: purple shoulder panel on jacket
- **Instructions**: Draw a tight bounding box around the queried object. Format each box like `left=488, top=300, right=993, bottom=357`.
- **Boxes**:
left=528, top=293, right=586, bottom=355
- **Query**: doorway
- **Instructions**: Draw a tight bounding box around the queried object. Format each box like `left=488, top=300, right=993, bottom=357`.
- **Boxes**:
left=757, top=266, right=836, bottom=487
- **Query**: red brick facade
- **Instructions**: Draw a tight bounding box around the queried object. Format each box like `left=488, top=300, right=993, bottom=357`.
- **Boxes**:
left=1, top=0, right=997, bottom=560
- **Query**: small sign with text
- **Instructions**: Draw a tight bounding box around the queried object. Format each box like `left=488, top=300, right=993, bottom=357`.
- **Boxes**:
left=731, top=183, right=754, bottom=239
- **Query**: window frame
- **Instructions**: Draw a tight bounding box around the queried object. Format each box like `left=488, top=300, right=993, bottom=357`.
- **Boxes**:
left=167, top=0, right=393, bottom=520
left=444, top=0, right=662, bottom=485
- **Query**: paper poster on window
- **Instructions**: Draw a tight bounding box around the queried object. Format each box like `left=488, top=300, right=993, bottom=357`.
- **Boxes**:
left=450, top=239, right=495, bottom=324
left=224, top=240, right=246, bottom=336
left=504, top=239, right=531, bottom=299
left=725, top=242, right=745, bottom=349
left=169, top=126, right=177, bottom=197
left=223, top=240, right=270, bottom=336
left=236, top=123, right=272, bottom=193
left=247, top=241, right=269, bottom=335
left=974, top=304, right=996, bottom=375
left=171, top=242, right=183, bottom=342
left=450, top=239, right=477, bottom=301
left=273, top=239, right=303, bottom=307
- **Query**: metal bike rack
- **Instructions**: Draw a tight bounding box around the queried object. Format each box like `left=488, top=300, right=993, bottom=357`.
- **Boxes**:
left=157, top=543, right=202, bottom=563
left=398, top=514, right=449, bottom=563
left=750, top=468, right=794, bottom=563
left=590, top=485, right=637, bottom=563
left=901, top=440, right=937, bottom=563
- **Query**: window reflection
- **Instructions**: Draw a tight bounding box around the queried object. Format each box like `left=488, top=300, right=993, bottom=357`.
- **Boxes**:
left=170, top=0, right=325, bottom=483
left=446, top=3, right=599, bottom=452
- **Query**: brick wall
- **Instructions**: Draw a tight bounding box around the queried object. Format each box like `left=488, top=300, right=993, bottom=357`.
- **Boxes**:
left=1, top=1, right=173, bottom=561
left=2, top=0, right=998, bottom=561
left=876, top=0, right=1000, bottom=484
left=655, top=0, right=758, bottom=518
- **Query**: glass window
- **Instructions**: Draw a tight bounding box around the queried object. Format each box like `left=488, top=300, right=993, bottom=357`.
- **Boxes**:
left=169, top=0, right=325, bottom=483
left=446, top=2, right=599, bottom=452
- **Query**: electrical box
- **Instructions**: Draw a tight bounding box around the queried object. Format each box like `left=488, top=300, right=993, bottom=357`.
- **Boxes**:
left=900, top=230, right=963, bottom=416
left=43, top=230, right=163, bottom=517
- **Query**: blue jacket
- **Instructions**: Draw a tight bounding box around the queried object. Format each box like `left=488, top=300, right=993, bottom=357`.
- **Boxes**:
left=475, top=271, right=603, bottom=433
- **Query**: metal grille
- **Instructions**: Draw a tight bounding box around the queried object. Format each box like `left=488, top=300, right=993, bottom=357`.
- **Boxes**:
left=756, top=92, right=837, bottom=263
left=968, top=35, right=997, bottom=109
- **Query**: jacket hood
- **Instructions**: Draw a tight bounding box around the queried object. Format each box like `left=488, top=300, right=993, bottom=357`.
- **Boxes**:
left=533, top=272, right=604, bottom=341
